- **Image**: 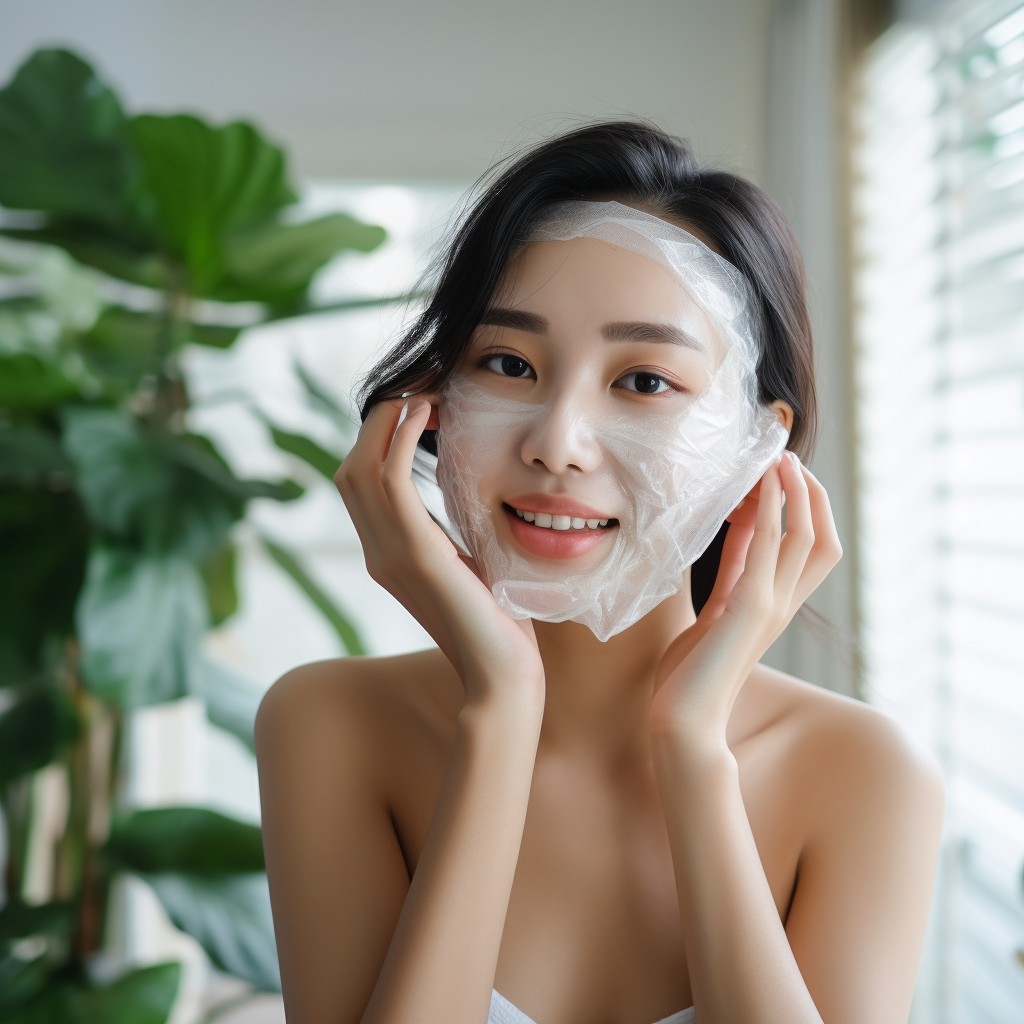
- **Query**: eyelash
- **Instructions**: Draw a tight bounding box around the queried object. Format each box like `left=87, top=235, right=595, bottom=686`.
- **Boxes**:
left=480, top=352, right=684, bottom=396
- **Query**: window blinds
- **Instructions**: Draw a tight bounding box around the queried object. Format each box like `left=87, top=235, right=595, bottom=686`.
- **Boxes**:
left=855, top=4, right=1024, bottom=1021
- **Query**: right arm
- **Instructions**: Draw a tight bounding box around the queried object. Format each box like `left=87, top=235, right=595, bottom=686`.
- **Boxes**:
left=256, top=399, right=545, bottom=1024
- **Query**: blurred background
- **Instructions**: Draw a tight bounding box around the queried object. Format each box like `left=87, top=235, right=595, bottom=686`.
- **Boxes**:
left=0, top=0, right=1021, bottom=1021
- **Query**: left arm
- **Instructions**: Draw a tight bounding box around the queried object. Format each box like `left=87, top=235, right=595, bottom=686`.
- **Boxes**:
left=649, top=452, right=942, bottom=1023
left=783, top=715, right=943, bottom=1023
left=654, top=736, right=821, bottom=1024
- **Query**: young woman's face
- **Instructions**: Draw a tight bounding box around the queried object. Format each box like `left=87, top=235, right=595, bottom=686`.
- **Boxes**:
left=456, top=236, right=723, bottom=567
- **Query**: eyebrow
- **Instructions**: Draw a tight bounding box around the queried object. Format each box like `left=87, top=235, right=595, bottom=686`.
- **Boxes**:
left=603, top=321, right=705, bottom=351
left=480, top=307, right=705, bottom=351
left=479, top=307, right=548, bottom=333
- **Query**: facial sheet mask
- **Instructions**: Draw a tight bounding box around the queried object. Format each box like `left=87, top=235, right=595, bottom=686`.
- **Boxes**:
left=418, top=201, right=789, bottom=642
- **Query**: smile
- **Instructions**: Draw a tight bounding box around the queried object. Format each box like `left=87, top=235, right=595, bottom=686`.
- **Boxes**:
left=510, top=507, right=612, bottom=531
left=502, top=501, right=619, bottom=561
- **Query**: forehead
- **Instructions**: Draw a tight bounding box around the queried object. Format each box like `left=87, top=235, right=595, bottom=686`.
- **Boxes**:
left=493, top=237, right=723, bottom=361
left=496, top=237, right=686, bottom=314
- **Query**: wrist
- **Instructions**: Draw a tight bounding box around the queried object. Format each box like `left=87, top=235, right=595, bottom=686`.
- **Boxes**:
left=650, top=726, right=737, bottom=783
left=459, top=685, right=545, bottom=736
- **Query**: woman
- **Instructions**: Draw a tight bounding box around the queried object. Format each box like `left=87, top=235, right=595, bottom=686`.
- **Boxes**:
left=255, top=123, right=943, bottom=1024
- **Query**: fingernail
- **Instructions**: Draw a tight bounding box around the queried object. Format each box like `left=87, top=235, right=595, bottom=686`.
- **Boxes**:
left=397, top=402, right=409, bottom=427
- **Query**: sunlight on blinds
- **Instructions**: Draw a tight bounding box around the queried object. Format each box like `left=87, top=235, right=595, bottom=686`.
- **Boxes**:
left=855, top=4, right=1024, bottom=1021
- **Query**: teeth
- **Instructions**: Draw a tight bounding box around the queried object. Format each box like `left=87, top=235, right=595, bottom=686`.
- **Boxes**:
left=512, top=507, right=612, bottom=531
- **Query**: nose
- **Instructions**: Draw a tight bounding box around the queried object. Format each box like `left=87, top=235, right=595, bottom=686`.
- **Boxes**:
left=519, top=397, right=602, bottom=476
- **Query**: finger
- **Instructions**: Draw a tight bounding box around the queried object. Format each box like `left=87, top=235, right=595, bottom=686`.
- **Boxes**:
left=773, top=452, right=814, bottom=602
left=724, top=474, right=764, bottom=525
left=335, top=402, right=415, bottom=581
left=741, top=461, right=784, bottom=593
left=335, top=402, right=407, bottom=528
left=698, top=517, right=756, bottom=621
left=381, top=400, right=463, bottom=577
left=345, top=399, right=406, bottom=471
left=787, top=464, right=842, bottom=613
left=381, top=399, right=433, bottom=513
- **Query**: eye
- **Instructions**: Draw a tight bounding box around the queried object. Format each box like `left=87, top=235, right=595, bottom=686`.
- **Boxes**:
left=484, top=353, right=534, bottom=379
left=615, top=371, right=673, bottom=395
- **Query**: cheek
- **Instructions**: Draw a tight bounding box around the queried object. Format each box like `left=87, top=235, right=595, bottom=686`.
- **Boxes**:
left=438, top=405, right=524, bottom=498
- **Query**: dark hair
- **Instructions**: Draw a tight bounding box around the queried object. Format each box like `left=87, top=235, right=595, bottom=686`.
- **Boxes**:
left=359, top=121, right=817, bottom=615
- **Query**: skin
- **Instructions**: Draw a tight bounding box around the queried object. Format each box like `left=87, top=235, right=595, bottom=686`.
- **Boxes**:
left=256, top=236, right=945, bottom=1024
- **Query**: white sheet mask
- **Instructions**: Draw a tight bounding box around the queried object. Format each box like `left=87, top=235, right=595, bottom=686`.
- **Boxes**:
left=416, top=201, right=789, bottom=641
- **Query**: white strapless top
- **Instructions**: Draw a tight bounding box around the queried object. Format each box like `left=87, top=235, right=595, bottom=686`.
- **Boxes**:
left=488, top=990, right=695, bottom=1024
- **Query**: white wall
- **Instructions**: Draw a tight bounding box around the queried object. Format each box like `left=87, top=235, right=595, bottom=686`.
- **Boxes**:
left=2, top=0, right=774, bottom=182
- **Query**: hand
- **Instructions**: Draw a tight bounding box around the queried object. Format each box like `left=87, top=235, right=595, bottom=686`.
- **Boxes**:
left=335, top=399, right=544, bottom=709
left=648, top=452, right=842, bottom=740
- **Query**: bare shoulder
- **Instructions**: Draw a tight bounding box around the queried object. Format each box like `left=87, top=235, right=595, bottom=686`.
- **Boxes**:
left=255, top=647, right=461, bottom=766
left=743, top=664, right=945, bottom=828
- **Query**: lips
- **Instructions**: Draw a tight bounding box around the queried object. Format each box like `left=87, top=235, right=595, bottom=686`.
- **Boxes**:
left=501, top=494, right=619, bottom=560
left=503, top=493, right=615, bottom=522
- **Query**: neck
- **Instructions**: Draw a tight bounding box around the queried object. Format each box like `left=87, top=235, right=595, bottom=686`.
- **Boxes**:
left=532, top=584, right=696, bottom=762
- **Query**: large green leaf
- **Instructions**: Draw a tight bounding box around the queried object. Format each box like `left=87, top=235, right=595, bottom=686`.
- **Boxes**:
left=0, top=483, right=89, bottom=684
left=130, top=115, right=295, bottom=293
left=164, top=430, right=303, bottom=503
left=187, top=321, right=242, bottom=349
left=79, top=307, right=239, bottom=395
left=76, top=547, right=206, bottom=707
left=0, top=49, right=139, bottom=227
left=4, top=962, right=181, bottom=1024
left=0, top=901, right=76, bottom=1013
left=62, top=408, right=301, bottom=560
left=262, top=537, right=364, bottom=655
left=0, top=354, right=79, bottom=409
left=293, top=358, right=356, bottom=431
left=104, top=807, right=264, bottom=873
left=0, top=951, right=50, bottom=1016
left=263, top=418, right=344, bottom=480
left=80, top=307, right=166, bottom=396
left=0, top=900, right=75, bottom=945
left=73, top=547, right=269, bottom=719
left=213, top=213, right=386, bottom=303
left=0, top=690, right=79, bottom=785
left=63, top=410, right=231, bottom=558
left=0, top=224, right=167, bottom=290
left=200, top=543, right=238, bottom=626
left=0, top=425, right=71, bottom=488
left=69, top=962, right=181, bottom=1024
left=0, top=295, right=57, bottom=356
left=144, top=873, right=280, bottom=992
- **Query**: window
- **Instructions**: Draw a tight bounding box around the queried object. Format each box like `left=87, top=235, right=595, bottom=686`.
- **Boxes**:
left=854, top=4, right=1024, bottom=1020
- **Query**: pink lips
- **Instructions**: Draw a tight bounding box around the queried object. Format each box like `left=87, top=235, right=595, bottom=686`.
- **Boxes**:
left=502, top=493, right=619, bottom=561
left=504, top=493, right=613, bottom=521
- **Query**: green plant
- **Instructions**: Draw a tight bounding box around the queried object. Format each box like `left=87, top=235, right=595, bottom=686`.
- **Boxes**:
left=0, top=48, right=386, bottom=1022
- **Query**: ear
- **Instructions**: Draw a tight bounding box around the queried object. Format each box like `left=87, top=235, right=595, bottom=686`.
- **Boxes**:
left=425, top=405, right=440, bottom=430
left=770, top=399, right=794, bottom=434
